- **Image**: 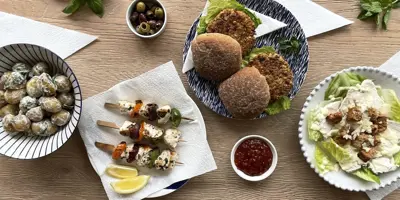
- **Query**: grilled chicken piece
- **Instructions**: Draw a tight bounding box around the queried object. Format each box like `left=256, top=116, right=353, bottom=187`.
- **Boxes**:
left=347, top=107, right=362, bottom=122
left=326, top=112, right=343, bottom=125
left=358, top=147, right=377, bottom=162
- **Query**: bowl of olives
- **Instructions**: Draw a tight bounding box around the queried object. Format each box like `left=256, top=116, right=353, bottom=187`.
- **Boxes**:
left=0, top=44, right=82, bottom=159
left=126, top=0, right=167, bottom=38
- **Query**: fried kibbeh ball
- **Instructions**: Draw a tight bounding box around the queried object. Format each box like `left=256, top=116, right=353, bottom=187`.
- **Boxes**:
left=206, top=9, right=256, bottom=55
left=218, top=67, right=270, bottom=119
left=247, top=53, right=293, bottom=101
left=191, top=33, right=242, bottom=81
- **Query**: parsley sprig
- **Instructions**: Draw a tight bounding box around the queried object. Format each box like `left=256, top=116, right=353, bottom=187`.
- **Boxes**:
left=278, top=37, right=300, bottom=55
left=63, top=0, right=104, bottom=18
left=358, top=0, right=400, bottom=29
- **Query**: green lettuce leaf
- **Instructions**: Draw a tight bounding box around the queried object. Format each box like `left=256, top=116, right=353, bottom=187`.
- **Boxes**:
left=315, top=145, right=337, bottom=174
left=308, top=109, right=323, bottom=142
left=380, top=89, right=400, bottom=122
left=197, top=0, right=262, bottom=34
left=242, top=46, right=276, bottom=67
left=265, top=96, right=291, bottom=115
left=352, top=167, right=381, bottom=184
left=319, top=138, right=352, bottom=163
left=197, top=16, right=207, bottom=35
left=394, top=152, right=400, bottom=166
left=324, top=72, right=367, bottom=100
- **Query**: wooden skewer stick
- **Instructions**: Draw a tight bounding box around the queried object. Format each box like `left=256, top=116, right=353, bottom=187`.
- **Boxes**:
left=95, top=142, right=115, bottom=153
left=97, top=120, right=120, bottom=129
left=175, top=161, right=184, bottom=165
left=178, top=139, right=186, bottom=142
left=104, top=102, right=120, bottom=109
left=181, top=116, right=194, bottom=121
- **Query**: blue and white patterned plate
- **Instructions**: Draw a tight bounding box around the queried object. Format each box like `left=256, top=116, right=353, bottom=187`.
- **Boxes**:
left=183, top=0, right=309, bottom=118
left=0, top=44, right=82, bottom=159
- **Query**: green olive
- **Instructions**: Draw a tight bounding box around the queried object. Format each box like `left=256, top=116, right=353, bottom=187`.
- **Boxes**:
left=170, top=108, right=182, bottom=128
left=150, top=6, right=157, bottom=13
left=139, top=22, right=151, bottom=33
left=154, top=7, right=164, bottom=19
left=136, top=25, right=143, bottom=34
left=149, top=29, right=156, bottom=35
left=136, top=2, right=146, bottom=13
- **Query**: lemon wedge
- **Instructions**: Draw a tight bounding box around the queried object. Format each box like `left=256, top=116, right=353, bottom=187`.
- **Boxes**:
left=106, top=164, right=138, bottom=179
left=110, top=175, right=151, bottom=194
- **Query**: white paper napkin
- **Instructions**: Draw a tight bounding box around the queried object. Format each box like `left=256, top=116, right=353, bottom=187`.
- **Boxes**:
left=78, top=61, right=217, bottom=200
left=366, top=51, right=400, bottom=200
left=275, top=0, right=353, bottom=38
left=0, top=11, right=97, bottom=59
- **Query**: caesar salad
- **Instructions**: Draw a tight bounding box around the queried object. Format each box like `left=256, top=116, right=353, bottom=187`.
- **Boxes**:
left=308, top=72, right=400, bottom=184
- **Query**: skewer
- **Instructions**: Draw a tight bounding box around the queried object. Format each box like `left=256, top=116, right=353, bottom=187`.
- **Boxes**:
left=97, top=120, right=119, bottom=129
left=95, top=141, right=180, bottom=170
left=97, top=120, right=183, bottom=149
left=104, top=101, right=194, bottom=127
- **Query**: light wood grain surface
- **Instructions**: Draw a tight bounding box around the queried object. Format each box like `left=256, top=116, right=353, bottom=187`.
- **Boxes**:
left=1, top=0, right=400, bottom=199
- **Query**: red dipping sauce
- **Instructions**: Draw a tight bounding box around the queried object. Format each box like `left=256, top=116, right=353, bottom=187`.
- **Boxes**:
left=234, top=138, right=273, bottom=176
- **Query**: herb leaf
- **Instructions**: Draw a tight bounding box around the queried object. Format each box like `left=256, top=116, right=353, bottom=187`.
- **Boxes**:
left=63, top=0, right=86, bottom=14
left=361, top=0, right=383, bottom=13
left=383, top=9, right=391, bottom=29
left=87, top=0, right=104, bottom=18
left=376, top=12, right=382, bottom=28
left=358, top=0, right=399, bottom=30
left=278, top=37, right=300, bottom=55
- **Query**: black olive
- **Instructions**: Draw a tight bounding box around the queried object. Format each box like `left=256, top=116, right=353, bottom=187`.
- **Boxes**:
left=130, top=12, right=139, bottom=23
left=146, top=10, right=155, bottom=19
left=128, top=123, right=140, bottom=140
left=148, top=20, right=156, bottom=29
left=139, top=13, right=147, bottom=23
left=155, top=20, right=163, bottom=30
left=146, top=103, right=159, bottom=121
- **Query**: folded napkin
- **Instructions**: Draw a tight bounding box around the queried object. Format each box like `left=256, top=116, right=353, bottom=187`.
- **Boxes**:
left=275, top=0, right=353, bottom=38
left=0, top=12, right=97, bottom=59
left=366, top=51, right=400, bottom=200
left=78, top=61, right=217, bottom=200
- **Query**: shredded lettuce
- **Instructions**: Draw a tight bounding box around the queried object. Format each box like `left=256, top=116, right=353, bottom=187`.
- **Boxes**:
left=315, top=145, right=337, bottom=174
left=352, top=167, right=381, bottom=184
left=197, top=0, right=262, bottom=34
left=242, top=46, right=276, bottom=68
left=324, top=72, right=367, bottom=100
left=380, top=89, right=400, bottom=122
left=319, top=138, right=352, bottom=163
left=308, top=109, right=323, bottom=142
left=265, top=96, right=291, bottom=115
left=394, top=152, right=400, bottom=166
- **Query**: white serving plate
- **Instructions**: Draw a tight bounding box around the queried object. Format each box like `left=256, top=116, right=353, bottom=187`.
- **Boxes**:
left=298, top=66, right=400, bottom=191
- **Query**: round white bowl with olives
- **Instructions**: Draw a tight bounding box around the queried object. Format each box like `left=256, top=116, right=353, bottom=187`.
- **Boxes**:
left=126, top=0, right=167, bottom=38
left=0, top=44, right=82, bottom=159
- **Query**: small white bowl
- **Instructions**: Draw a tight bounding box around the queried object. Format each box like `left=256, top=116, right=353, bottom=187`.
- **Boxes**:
left=126, top=0, right=167, bottom=39
left=231, top=135, right=278, bottom=181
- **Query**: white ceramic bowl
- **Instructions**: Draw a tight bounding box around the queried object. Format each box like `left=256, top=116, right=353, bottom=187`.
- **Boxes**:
left=126, top=0, right=167, bottom=39
left=0, top=44, right=82, bottom=159
left=299, top=66, right=400, bottom=191
left=231, top=135, right=278, bottom=181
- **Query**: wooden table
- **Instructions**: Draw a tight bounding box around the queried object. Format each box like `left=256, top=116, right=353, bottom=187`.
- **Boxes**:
left=1, top=0, right=400, bottom=199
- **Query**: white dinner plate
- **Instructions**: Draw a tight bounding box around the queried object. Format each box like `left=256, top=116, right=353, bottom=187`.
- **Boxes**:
left=298, top=66, right=400, bottom=191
